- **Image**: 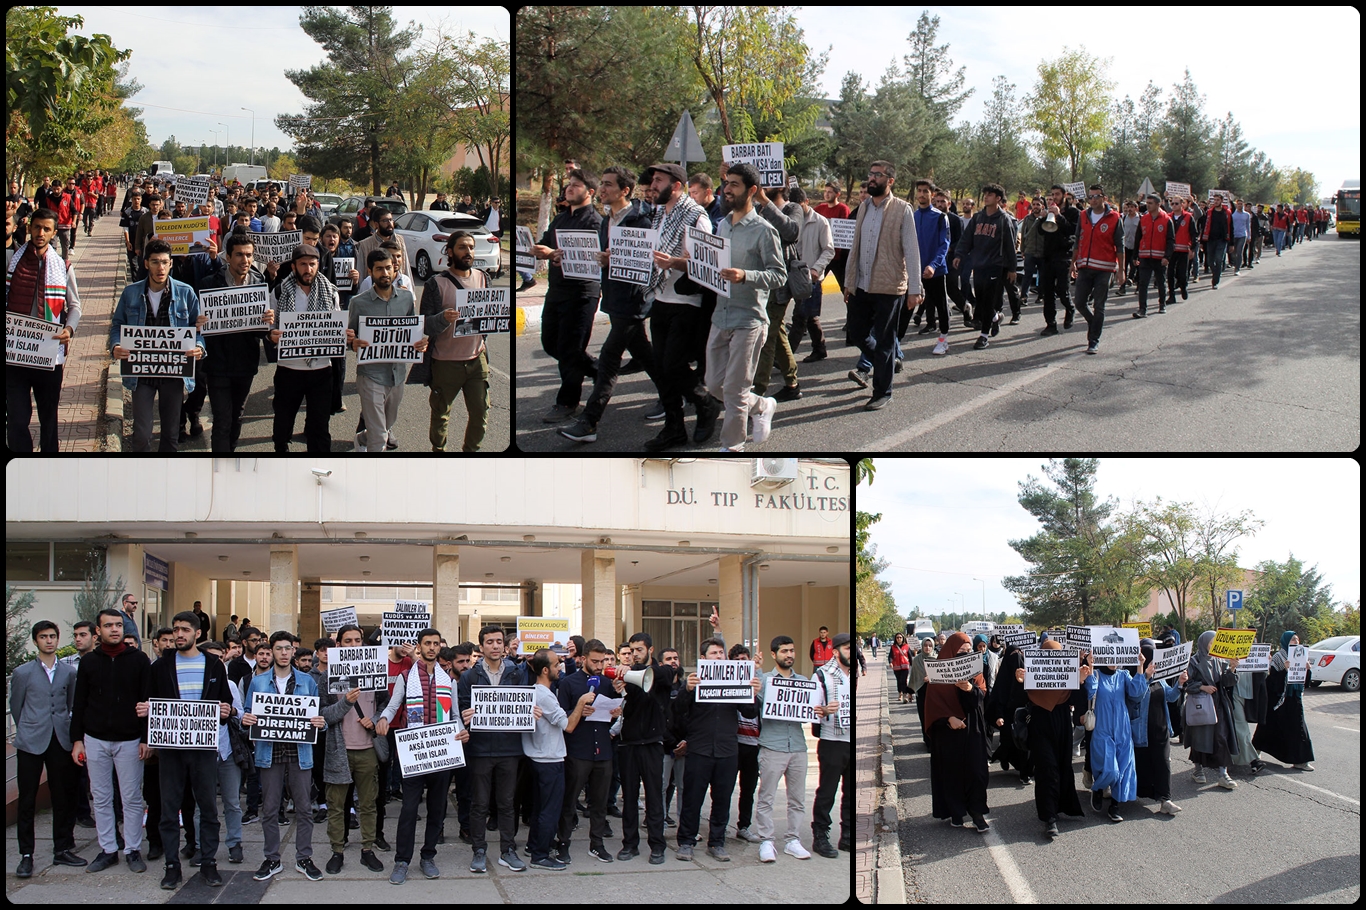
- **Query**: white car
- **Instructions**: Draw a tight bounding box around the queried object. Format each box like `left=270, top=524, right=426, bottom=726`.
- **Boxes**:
left=1306, top=635, right=1360, bottom=691
left=393, top=210, right=503, bottom=281
left=313, top=193, right=343, bottom=216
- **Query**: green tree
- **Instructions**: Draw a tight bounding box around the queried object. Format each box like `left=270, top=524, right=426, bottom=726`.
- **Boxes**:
left=71, top=551, right=125, bottom=628
left=1133, top=81, right=1165, bottom=186
left=1244, top=151, right=1279, bottom=204
left=1159, top=69, right=1215, bottom=193
left=901, top=10, right=973, bottom=179
left=969, top=76, right=1034, bottom=195
left=1241, top=556, right=1338, bottom=646
left=1192, top=506, right=1263, bottom=629
left=422, top=31, right=508, bottom=210
left=1025, top=48, right=1114, bottom=182
left=856, top=458, right=881, bottom=586
left=6, top=585, right=38, bottom=676
left=1099, top=96, right=1142, bottom=202
left=1213, top=112, right=1252, bottom=194
left=1136, top=498, right=1203, bottom=642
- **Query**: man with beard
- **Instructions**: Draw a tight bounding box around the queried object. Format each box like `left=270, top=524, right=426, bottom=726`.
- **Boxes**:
left=138, top=612, right=233, bottom=890
left=345, top=248, right=428, bottom=452
left=1037, top=185, right=1079, bottom=336
left=810, top=633, right=852, bottom=857
left=267, top=244, right=341, bottom=452
left=617, top=632, right=681, bottom=863
left=353, top=209, right=410, bottom=285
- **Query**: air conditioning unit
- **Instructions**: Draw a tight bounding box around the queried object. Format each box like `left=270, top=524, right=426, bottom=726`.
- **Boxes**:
left=751, top=457, right=798, bottom=487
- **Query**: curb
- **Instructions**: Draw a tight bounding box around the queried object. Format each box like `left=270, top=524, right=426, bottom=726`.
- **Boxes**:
left=104, top=367, right=123, bottom=452
left=518, top=301, right=611, bottom=335
left=875, top=660, right=906, bottom=903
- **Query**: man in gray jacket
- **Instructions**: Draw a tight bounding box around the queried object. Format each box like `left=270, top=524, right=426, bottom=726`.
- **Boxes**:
left=11, top=620, right=87, bottom=877
left=346, top=248, right=429, bottom=452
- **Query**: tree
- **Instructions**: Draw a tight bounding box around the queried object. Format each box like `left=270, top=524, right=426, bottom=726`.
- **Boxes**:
left=1136, top=498, right=1203, bottom=642
left=1213, top=112, right=1252, bottom=194
left=856, top=458, right=881, bottom=585
left=71, top=551, right=126, bottom=628
left=970, top=76, right=1034, bottom=194
left=1192, top=506, right=1263, bottom=629
left=6, top=585, right=38, bottom=676
left=1241, top=556, right=1338, bottom=646
left=1099, top=96, right=1142, bottom=202
left=1025, top=49, right=1114, bottom=182
left=902, top=11, right=973, bottom=179
left=827, top=71, right=873, bottom=202
left=1244, top=150, right=1279, bottom=204
left=1159, top=69, right=1215, bottom=193
left=418, top=29, right=508, bottom=210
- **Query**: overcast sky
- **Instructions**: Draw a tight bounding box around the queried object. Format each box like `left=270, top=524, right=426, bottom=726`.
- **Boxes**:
left=797, top=6, right=1360, bottom=198
left=57, top=6, right=508, bottom=157
left=859, top=458, right=1361, bottom=620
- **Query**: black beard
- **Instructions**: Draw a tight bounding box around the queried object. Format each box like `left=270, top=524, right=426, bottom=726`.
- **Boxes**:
left=867, top=182, right=886, bottom=197
left=838, top=652, right=850, bottom=667
left=655, top=184, right=675, bottom=206
left=378, top=226, right=393, bottom=236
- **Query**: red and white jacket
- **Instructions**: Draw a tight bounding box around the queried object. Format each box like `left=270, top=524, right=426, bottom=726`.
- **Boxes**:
left=1073, top=205, right=1122, bottom=272
left=1136, top=210, right=1175, bottom=260
left=1170, top=212, right=1196, bottom=253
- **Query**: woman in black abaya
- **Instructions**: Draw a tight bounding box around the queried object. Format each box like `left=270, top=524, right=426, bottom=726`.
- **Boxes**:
left=987, top=640, right=1034, bottom=784
left=925, top=631, right=991, bottom=833
left=1252, top=630, right=1316, bottom=770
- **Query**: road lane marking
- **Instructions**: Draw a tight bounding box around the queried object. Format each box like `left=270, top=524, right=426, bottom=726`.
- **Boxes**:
left=1332, top=726, right=1359, bottom=733
left=978, top=826, right=1037, bottom=903
left=1281, top=776, right=1360, bottom=806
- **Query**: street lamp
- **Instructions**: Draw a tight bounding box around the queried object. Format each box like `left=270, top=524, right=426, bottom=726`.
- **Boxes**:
left=971, top=578, right=987, bottom=622
left=209, top=130, right=221, bottom=168
left=241, top=108, right=255, bottom=166
left=218, top=122, right=228, bottom=166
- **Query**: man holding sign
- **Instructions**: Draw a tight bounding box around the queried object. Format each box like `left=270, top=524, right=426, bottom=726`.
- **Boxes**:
left=346, top=247, right=428, bottom=452
left=268, top=244, right=343, bottom=453
left=197, top=232, right=274, bottom=451
left=753, top=635, right=817, bottom=862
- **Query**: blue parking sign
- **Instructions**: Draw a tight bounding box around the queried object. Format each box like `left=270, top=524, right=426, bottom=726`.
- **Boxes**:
left=1227, top=589, right=1244, bottom=612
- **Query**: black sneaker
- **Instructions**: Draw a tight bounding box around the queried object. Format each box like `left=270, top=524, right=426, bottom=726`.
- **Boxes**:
left=200, top=862, right=222, bottom=887
left=16, top=855, right=33, bottom=878
left=254, top=858, right=283, bottom=881
left=1040, top=324, right=1059, bottom=336
left=1132, top=311, right=1146, bottom=318
left=643, top=402, right=666, bottom=421
left=1106, top=802, right=1123, bottom=823
left=558, top=418, right=597, bottom=443
left=161, top=863, right=182, bottom=890
left=1045, top=817, right=1060, bottom=838
left=643, top=426, right=688, bottom=452
left=1090, top=789, right=1104, bottom=812
left=989, top=316, right=1000, bottom=337
left=241, top=811, right=259, bottom=825
left=1008, top=315, right=1019, bottom=325
left=86, top=851, right=120, bottom=873
left=618, top=358, right=644, bottom=375
left=360, top=850, right=385, bottom=872
left=296, top=857, right=323, bottom=881
left=517, top=278, right=537, bottom=292
left=373, top=833, right=391, bottom=852
left=973, top=336, right=988, bottom=350
left=693, top=397, right=720, bottom=445
left=971, top=816, right=990, bottom=833
left=918, top=324, right=934, bottom=335
left=773, top=384, right=801, bottom=402
left=589, top=845, right=614, bottom=863
left=228, top=844, right=243, bottom=864
left=326, top=852, right=344, bottom=874
left=800, top=350, right=827, bottom=362
left=1063, top=311, right=1075, bottom=329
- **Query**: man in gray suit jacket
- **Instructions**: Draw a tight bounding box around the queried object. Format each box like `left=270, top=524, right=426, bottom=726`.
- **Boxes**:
left=10, top=620, right=87, bottom=878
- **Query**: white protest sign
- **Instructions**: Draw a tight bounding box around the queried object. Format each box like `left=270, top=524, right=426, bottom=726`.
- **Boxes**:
left=695, top=659, right=756, bottom=703
left=1165, top=181, right=1191, bottom=199
left=515, top=225, right=536, bottom=272
left=288, top=174, right=313, bottom=191
left=836, top=677, right=849, bottom=729
left=356, top=315, right=423, bottom=365
left=608, top=225, right=657, bottom=287
left=961, top=621, right=994, bottom=636
left=147, top=698, right=219, bottom=750
left=332, top=257, right=355, bottom=292
left=1237, top=643, right=1272, bottom=673
left=120, top=325, right=195, bottom=377
left=722, top=142, right=785, bottom=187
left=1090, top=626, right=1141, bottom=667
left=327, top=645, right=386, bottom=693
left=450, top=287, right=511, bottom=336
left=995, top=624, right=1025, bottom=635
left=1022, top=648, right=1080, bottom=690
left=394, top=600, right=429, bottom=613
left=7, top=313, right=63, bottom=370
left=582, top=691, right=622, bottom=723
left=247, top=230, right=303, bottom=265
left=1042, top=630, right=1066, bottom=644
left=276, top=311, right=346, bottom=360
left=1286, top=645, right=1309, bottom=684
left=394, top=722, right=465, bottom=776
left=1064, top=181, right=1087, bottom=200
left=923, top=652, right=984, bottom=684
left=515, top=617, right=571, bottom=655
left=199, top=284, right=269, bottom=335
left=1151, top=641, right=1193, bottom=681
left=829, top=218, right=856, bottom=250
left=175, top=176, right=211, bottom=208
left=761, top=675, right=822, bottom=722
left=556, top=230, right=600, bottom=280
left=320, top=606, right=357, bottom=635
left=469, top=686, right=536, bottom=732
left=1208, top=188, right=1233, bottom=205
left=685, top=226, right=730, bottom=297
left=381, top=608, right=431, bottom=648
left=247, top=692, right=320, bottom=744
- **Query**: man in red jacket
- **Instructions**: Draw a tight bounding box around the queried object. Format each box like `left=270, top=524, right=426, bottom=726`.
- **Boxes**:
left=810, top=627, right=834, bottom=667
left=1132, top=193, right=1174, bottom=318
left=54, top=177, right=80, bottom=259
left=1069, top=184, right=1124, bottom=355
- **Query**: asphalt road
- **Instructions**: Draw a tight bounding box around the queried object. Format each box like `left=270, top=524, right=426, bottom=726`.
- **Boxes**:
left=887, top=664, right=1361, bottom=903
left=521, top=231, right=1359, bottom=451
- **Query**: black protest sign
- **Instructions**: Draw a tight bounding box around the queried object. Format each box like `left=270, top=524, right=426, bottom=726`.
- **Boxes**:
left=247, top=692, right=320, bottom=744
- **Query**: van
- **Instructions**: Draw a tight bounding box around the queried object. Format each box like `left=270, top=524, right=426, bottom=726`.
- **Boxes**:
left=222, top=163, right=267, bottom=186
left=148, top=160, right=176, bottom=178
left=908, top=619, right=936, bottom=642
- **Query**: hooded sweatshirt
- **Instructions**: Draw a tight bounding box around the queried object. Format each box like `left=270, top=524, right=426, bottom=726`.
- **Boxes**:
left=954, top=206, right=1018, bottom=272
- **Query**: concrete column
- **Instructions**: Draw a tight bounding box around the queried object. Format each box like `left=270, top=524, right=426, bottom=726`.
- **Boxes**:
left=300, top=577, right=321, bottom=642
left=433, top=545, right=460, bottom=640
left=215, top=579, right=234, bottom=642
left=717, top=554, right=744, bottom=652
left=527, top=580, right=543, bottom=617
left=581, top=550, right=617, bottom=648
left=269, top=544, right=298, bottom=635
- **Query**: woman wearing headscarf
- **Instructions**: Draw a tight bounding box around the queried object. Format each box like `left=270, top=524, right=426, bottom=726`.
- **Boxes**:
left=986, top=638, right=1033, bottom=785
left=924, top=632, right=991, bottom=832
left=1083, top=642, right=1151, bottom=822
left=1251, top=631, right=1315, bottom=770
left=1229, top=643, right=1268, bottom=774
left=973, top=633, right=1000, bottom=693
left=1158, top=631, right=1185, bottom=742
left=908, top=636, right=937, bottom=744
left=1184, top=630, right=1242, bottom=789
left=1024, top=637, right=1088, bottom=838
left=1132, top=639, right=1187, bottom=815
left=889, top=632, right=913, bottom=704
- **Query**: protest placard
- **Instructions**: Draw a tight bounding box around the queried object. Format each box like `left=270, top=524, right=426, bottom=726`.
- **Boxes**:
left=276, top=311, right=346, bottom=360
left=7, top=312, right=63, bottom=370
left=319, top=606, right=357, bottom=635
left=761, top=675, right=821, bottom=722
left=356, top=315, right=423, bottom=365
left=450, top=287, right=512, bottom=336
left=1165, top=181, right=1191, bottom=199
left=722, top=142, right=785, bottom=187
left=686, top=227, right=730, bottom=297
left=1023, top=648, right=1080, bottom=689
left=582, top=691, right=623, bottom=723
left=1043, top=630, right=1066, bottom=644
left=327, top=645, right=386, bottom=693
left=829, top=218, right=856, bottom=250
left=1002, top=630, right=1038, bottom=649
left=836, top=677, right=849, bottom=728
left=395, top=599, right=429, bottom=613
left=556, top=230, right=601, bottom=280
left=1209, top=628, right=1256, bottom=660
left=1237, top=643, right=1272, bottom=673
left=154, top=216, right=213, bottom=255
left=1065, top=624, right=1094, bottom=649
left=1208, top=188, right=1233, bottom=205
left=1064, top=181, right=1087, bottom=200
left=608, top=225, right=658, bottom=287
left=247, top=692, right=319, bottom=744
left=515, top=225, right=536, bottom=272
left=469, top=686, right=536, bottom=732
left=198, top=284, right=269, bottom=335
left=961, top=621, right=994, bottom=636
left=787, top=175, right=798, bottom=189
left=995, top=624, right=1025, bottom=635
left=1151, top=641, right=1193, bottom=681
left=515, top=617, right=571, bottom=655
left=175, top=176, right=210, bottom=208
left=120, top=325, right=195, bottom=377
left=146, top=698, right=219, bottom=750
left=247, top=230, right=303, bottom=265
left=289, top=174, right=312, bottom=191
left=394, top=722, right=465, bottom=777
left=923, top=651, right=985, bottom=684
left=381, top=608, right=430, bottom=648
left=1122, top=621, right=1152, bottom=640
left=695, top=659, right=756, bottom=703
left=1286, top=645, right=1309, bottom=684
left=1090, top=626, right=1141, bottom=667
left=332, top=257, right=355, bottom=292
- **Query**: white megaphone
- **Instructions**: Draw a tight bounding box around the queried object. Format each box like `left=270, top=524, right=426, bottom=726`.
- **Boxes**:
left=1041, top=212, right=1059, bottom=232
left=603, top=663, right=653, bottom=690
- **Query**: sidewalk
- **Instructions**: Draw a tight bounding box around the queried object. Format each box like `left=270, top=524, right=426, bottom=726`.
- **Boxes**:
left=19, top=206, right=127, bottom=450
left=854, top=653, right=904, bottom=903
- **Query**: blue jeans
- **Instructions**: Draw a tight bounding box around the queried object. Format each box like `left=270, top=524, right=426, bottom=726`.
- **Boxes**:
left=1207, top=239, right=1228, bottom=287
left=216, top=756, right=243, bottom=848
left=1273, top=228, right=1285, bottom=253
left=856, top=335, right=902, bottom=372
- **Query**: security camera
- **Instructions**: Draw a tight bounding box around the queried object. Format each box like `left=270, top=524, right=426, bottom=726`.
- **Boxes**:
left=311, top=469, right=332, bottom=479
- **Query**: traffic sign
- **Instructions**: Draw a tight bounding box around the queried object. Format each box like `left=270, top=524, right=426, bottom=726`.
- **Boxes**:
left=1227, top=589, right=1244, bottom=612
left=667, top=111, right=705, bottom=170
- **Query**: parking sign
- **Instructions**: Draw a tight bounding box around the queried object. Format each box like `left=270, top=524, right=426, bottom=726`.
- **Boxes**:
left=1227, top=589, right=1244, bottom=612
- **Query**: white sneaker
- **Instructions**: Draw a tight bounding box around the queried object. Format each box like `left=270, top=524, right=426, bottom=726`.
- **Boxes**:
left=758, top=841, right=776, bottom=863
left=1294, top=762, right=1315, bottom=771
left=354, top=432, right=367, bottom=453
left=783, top=839, right=810, bottom=860
left=1217, top=773, right=1238, bottom=789
left=750, top=396, right=776, bottom=444
left=932, top=338, right=948, bottom=355
left=1192, top=769, right=1207, bottom=784
left=1159, top=799, right=1182, bottom=814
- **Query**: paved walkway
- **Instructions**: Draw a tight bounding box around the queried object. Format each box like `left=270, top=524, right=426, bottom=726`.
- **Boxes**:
left=855, top=652, right=905, bottom=903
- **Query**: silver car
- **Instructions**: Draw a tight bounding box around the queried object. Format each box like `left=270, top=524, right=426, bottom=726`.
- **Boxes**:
left=394, top=210, right=503, bottom=281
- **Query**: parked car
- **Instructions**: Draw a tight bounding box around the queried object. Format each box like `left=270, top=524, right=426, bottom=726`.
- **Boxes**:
left=1306, top=635, right=1360, bottom=691
left=393, top=210, right=503, bottom=280
left=328, top=195, right=408, bottom=230
left=313, top=193, right=343, bottom=216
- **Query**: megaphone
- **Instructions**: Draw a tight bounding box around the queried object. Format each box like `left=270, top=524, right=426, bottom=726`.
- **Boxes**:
left=603, top=664, right=654, bottom=690
left=1041, top=212, right=1059, bottom=232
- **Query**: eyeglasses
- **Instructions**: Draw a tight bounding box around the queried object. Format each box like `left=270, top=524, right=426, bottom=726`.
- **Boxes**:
left=867, top=172, right=887, bottom=179
left=1088, top=194, right=1104, bottom=199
